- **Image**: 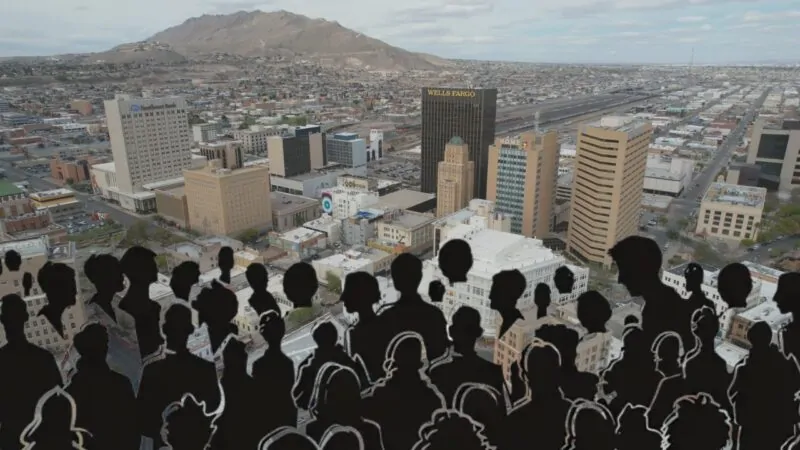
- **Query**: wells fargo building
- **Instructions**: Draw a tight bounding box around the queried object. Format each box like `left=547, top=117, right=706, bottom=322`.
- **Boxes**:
left=421, top=88, right=497, bottom=198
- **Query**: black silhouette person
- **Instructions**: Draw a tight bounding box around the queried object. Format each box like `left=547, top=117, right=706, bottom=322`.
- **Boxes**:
left=305, top=363, right=384, bottom=450
left=602, top=324, right=661, bottom=415
left=554, top=265, right=575, bottom=294
left=775, top=272, right=800, bottom=360
left=169, top=261, right=200, bottom=304
left=661, top=393, right=732, bottom=450
left=717, top=262, right=753, bottom=313
left=37, top=262, right=77, bottom=339
left=615, top=404, right=661, bottom=450
left=437, top=238, right=472, bottom=285
left=194, top=280, right=239, bottom=355
left=563, top=400, right=616, bottom=450
left=0, top=294, right=64, bottom=450
left=533, top=283, right=551, bottom=319
left=411, top=410, right=493, bottom=450
left=212, top=338, right=260, bottom=449
left=489, top=269, right=525, bottom=340
left=66, top=323, right=138, bottom=450
left=729, top=321, right=799, bottom=450
left=429, top=306, right=507, bottom=407
left=576, top=290, right=612, bottom=334
left=5, top=249, right=21, bottom=271
left=258, top=427, right=320, bottom=450
left=85, top=254, right=125, bottom=323
left=217, top=246, right=234, bottom=285
left=246, top=263, right=280, bottom=316
left=507, top=359, right=527, bottom=405
left=252, top=311, right=297, bottom=432
left=428, top=279, right=445, bottom=304
left=284, top=262, right=318, bottom=309
left=363, top=332, right=445, bottom=450
left=684, top=263, right=714, bottom=313
left=377, top=254, right=448, bottom=363
left=652, top=331, right=685, bottom=379
left=682, top=307, right=732, bottom=411
left=19, top=387, right=90, bottom=450
left=119, top=246, right=164, bottom=360
left=342, top=271, right=385, bottom=383
left=536, top=323, right=599, bottom=401
left=137, top=303, right=221, bottom=449
left=162, top=393, right=223, bottom=450
left=294, top=321, right=367, bottom=411
left=23, top=271, right=33, bottom=297
left=452, top=382, right=505, bottom=445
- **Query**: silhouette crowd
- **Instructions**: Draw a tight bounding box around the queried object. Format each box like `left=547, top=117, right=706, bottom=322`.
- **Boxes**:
left=0, top=235, right=798, bottom=449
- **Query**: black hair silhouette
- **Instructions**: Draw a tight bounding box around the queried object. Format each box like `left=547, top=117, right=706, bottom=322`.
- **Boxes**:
left=652, top=331, right=685, bottom=378
left=194, top=280, right=239, bottom=354
left=170, top=261, right=200, bottom=302
left=119, top=246, right=164, bottom=360
left=284, top=262, right=318, bottom=309
left=615, top=404, right=661, bottom=450
left=84, top=254, right=125, bottom=322
left=717, top=262, right=752, bottom=309
left=316, top=425, right=366, bottom=450
left=533, top=283, right=551, bottom=319
left=252, top=311, right=297, bottom=434
left=22, top=272, right=33, bottom=297
left=218, top=246, right=234, bottom=284
left=391, top=253, right=423, bottom=295
left=536, top=323, right=599, bottom=401
left=5, top=249, right=22, bottom=271
left=246, top=263, right=281, bottom=316
left=161, top=393, right=224, bottom=450
left=452, top=382, right=505, bottom=442
left=576, top=290, right=612, bottom=333
left=489, top=269, right=526, bottom=339
left=564, top=400, right=616, bottom=450
left=437, top=239, right=473, bottom=285
left=20, top=386, right=89, bottom=450
left=428, top=279, right=446, bottom=303
left=411, top=409, right=493, bottom=450
left=37, top=261, right=77, bottom=339
left=608, top=236, right=662, bottom=297
left=259, top=427, right=320, bottom=450
left=661, top=393, right=732, bottom=450
left=684, top=263, right=704, bottom=293
left=554, top=265, right=575, bottom=294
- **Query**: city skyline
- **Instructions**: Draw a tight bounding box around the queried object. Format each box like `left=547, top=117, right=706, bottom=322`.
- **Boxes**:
left=2, top=0, right=800, bottom=64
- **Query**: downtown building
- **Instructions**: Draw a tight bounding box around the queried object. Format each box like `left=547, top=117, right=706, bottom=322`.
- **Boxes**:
left=436, top=137, right=474, bottom=217
left=420, top=87, right=497, bottom=198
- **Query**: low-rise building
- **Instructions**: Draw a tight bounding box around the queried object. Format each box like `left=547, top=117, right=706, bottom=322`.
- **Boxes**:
left=155, top=186, right=190, bottom=229
left=271, top=192, right=320, bottom=232
left=728, top=301, right=791, bottom=349
left=30, top=189, right=82, bottom=220
left=643, top=155, right=695, bottom=197
left=268, top=227, right=327, bottom=259
left=372, top=209, right=435, bottom=255
left=312, top=247, right=393, bottom=284
left=695, top=183, right=767, bottom=243
left=303, top=215, right=342, bottom=245
left=163, top=236, right=245, bottom=273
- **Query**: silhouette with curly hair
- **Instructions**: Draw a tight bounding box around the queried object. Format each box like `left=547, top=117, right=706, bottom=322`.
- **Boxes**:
left=20, top=386, right=90, bottom=450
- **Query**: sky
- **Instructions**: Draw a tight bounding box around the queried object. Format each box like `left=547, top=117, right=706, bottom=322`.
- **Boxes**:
left=2, top=0, right=800, bottom=64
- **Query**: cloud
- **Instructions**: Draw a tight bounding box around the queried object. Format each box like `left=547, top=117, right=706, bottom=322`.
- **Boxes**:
left=677, top=37, right=700, bottom=43
left=677, top=15, right=705, bottom=22
left=699, top=23, right=712, bottom=30
left=205, top=0, right=273, bottom=12
left=618, top=31, right=642, bottom=37
left=392, top=0, right=494, bottom=23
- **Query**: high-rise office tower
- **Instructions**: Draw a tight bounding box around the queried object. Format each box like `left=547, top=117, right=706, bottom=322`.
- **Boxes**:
left=326, top=133, right=367, bottom=169
left=421, top=87, right=497, bottom=197
left=268, top=125, right=326, bottom=177
left=105, top=95, right=193, bottom=193
left=746, top=118, right=800, bottom=194
left=566, top=117, right=652, bottom=267
left=487, top=130, right=559, bottom=237
left=436, top=137, right=475, bottom=217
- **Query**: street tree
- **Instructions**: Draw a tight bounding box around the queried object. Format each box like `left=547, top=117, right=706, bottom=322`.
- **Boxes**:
left=325, top=271, right=342, bottom=295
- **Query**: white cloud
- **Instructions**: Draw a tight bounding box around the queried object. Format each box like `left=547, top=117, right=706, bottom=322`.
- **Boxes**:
left=619, top=31, right=642, bottom=37
left=699, top=24, right=712, bottom=31
left=678, top=37, right=700, bottom=43
left=677, top=15, right=705, bottom=22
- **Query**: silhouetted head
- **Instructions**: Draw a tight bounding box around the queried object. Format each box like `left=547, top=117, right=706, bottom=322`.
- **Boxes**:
left=74, top=323, right=109, bottom=364
left=622, top=326, right=646, bottom=355
left=320, top=426, right=365, bottom=450
left=0, top=294, right=29, bottom=335
left=259, top=311, right=286, bottom=347
left=438, top=239, right=473, bottom=285
left=691, top=307, right=719, bottom=345
left=652, top=331, right=684, bottom=374
left=162, top=394, right=218, bottom=450
left=616, top=404, right=660, bottom=450
left=23, top=272, right=33, bottom=296
left=523, top=339, right=562, bottom=393
left=312, top=321, right=339, bottom=349
left=624, top=314, right=640, bottom=327
left=37, top=262, right=77, bottom=307
left=565, top=400, right=616, bottom=450
left=775, top=272, right=800, bottom=315
left=194, top=280, right=238, bottom=329
left=554, top=266, right=576, bottom=294
left=413, top=410, right=493, bottom=450
left=222, top=338, right=248, bottom=375
left=684, top=263, right=704, bottom=293
left=747, top=321, right=772, bottom=349
left=218, top=246, right=234, bottom=272
left=534, top=283, right=551, bottom=313
left=661, top=393, right=732, bottom=450
left=489, top=269, right=526, bottom=311
left=284, top=262, right=318, bottom=308
left=342, top=271, right=380, bottom=315
left=717, top=263, right=752, bottom=309
left=454, top=383, right=503, bottom=433
left=312, top=364, right=362, bottom=421
left=246, top=263, right=269, bottom=290
left=391, top=253, right=423, bottom=295
left=536, top=324, right=579, bottom=371
left=162, top=303, right=195, bottom=349
left=259, top=427, right=320, bottom=450
left=21, top=387, right=86, bottom=450
left=170, top=261, right=200, bottom=301
left=609, top=236, right=662, bottom=297
left=576, top=290, right=612, bottom=333
left=385, top=332, right=425, bottom=374
left=4, top=249, right=22, bottom=271
left=85, top=254, right=125, bottom=296
left=120, top=246, right=158, bottom=285
left=449, top=306, right=483, bottom=349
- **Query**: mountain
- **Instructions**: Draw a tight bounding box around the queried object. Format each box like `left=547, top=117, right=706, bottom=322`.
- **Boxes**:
left=82, top=42, right=187, bottom=64
left=144, top=10, right=452, bottom=71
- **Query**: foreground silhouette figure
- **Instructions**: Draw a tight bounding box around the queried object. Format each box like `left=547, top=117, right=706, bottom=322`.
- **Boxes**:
left=260, top=425, right=367, bottom=450
left=5, top=249, right=21, bottom=271
left=684, top=263, right=714, bottom=313
left=66, top=323, right=138, bottom=450
left=452, top=382, right=505, bottom=445
left=554, top=265, right=575, bottom=294
left=252, top=311, right=297, bottom=433
left=489, top=269, right=525, bottom=339
left=20, top=387, right=89, bottom=450
left=194, top=280, right=239, bottom=355
left=169, top=261, right=200, bottom=304
left=217, top=246, right=234, bottom=285
left=85, top=254, right=125, bottom=323
left=563, top=400, right=616, bottom=450
left=615, top=404, right=661, bottom=450
left=212, top=337, right=260, bottom=449
left=23, top=271, right=33, bottom=297
left=284, top=262, right=318, bottom=309
left=682, top=307, right=732, bottom=412
left=137, top=303, right=221, bottom=448
left=776, top=272, right=800, bottom=360
left=602, top=324, right=660, bottom=415
left=0, top=294, right=64, bottom=450
left=533, top=283, right=551, bottom=319
left=246, top=263, right=280, bottom=316
left=161, top=393, right=224, bottom=450
left=342, top=271, right=385, bottom=383
left=412, top=409, right=493, bottom=450
left=660, top=393, right=732, bottom=450
left=119, top=246, right=164, bottom=360
left=37, top=262, right=78, bottom=340
left=536, top=324, right=598, bottom=401
left=437, top=239, right=473, bottom=286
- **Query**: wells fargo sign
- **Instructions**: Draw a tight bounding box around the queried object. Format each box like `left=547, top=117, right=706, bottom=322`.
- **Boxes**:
left=426, top=89, right=477, bottom=98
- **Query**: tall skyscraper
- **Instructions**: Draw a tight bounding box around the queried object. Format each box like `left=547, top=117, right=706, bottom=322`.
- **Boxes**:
left=421, top=87, right=497, bottom=197
left=487, top=130, right=559, bottom=237
left=268, top=125, right=326, bottom=177
left=746, top=117, right=800, bottom=194
left=326, top=133, right=367, bottom=169
left=436, top=137, right=475, bottom=217
left=567, top=117, right=652, bottom=267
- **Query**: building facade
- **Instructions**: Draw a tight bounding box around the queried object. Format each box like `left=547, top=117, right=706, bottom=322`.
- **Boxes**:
left=746, top=118, right=800, bottom=194
left=326, top=133, right=367, bottom=169
left=234, top=127, right=281, bottom=155
left=271, top=192, right=321, bottom=232
left=695, top=183, right=766, bottom=242
left=566, top=117, right=652, bottom=267
left=192, top=123, right=221, bottom=143
left=421, top=88, right=497, bottom=198
left=368, top=129, right=384, bottom=162
left=436, top=137, right=474, bottom=218
left=198, top=140, right=244, bottom=170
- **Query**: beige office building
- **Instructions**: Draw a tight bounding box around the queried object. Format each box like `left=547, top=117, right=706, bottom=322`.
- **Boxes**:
left=746, top=118, right=800, bottom=195
left=198, top=140, right=244, bottom=170
left=566, top=117, right=652, bottom=267
left=436, top=137, right=474, bottom=217
left=234, top=127, right=282, bottom=155
left=487, top=130, right=559, bottom=237
left=695, top=182, right=766, bottom=243
left=184, top=161, right=272, bottom=236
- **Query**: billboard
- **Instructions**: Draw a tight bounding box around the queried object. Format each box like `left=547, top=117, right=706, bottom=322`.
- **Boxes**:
left=321, top=191, right=333, bottom=214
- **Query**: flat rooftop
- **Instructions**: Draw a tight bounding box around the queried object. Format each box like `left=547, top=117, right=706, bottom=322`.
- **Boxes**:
left=382, top=210, right=435, bottom=229
left=589, top=116, right=650, bottom=134
left=271, top=192, right=319, bottom=214
left=91, top=162, right=116, bottom=172
left=278, top=227, right=323, bottom=243
left=0, top=180, right=24, bottom=197
left=438, top=229, right=560, bottom=276
left=374, top=189, right=436, bottom=210
left=29, top=188, right=74, bottom=200
left=739, top=301, right=792, bottom=329
left=0, top=236, right=49, bottom=258
left=702, top=182, right=767, bottom=208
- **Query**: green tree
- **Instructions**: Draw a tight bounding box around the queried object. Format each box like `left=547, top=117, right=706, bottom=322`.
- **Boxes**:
left=677, top=218, right=690, bottom=229
left=740, top=238, right=755, bottom=248
left=667, top=229, right=680, bottom=240
left=155, top=254, right=169, bottom=272
left=693, top=242, right=724, bottom=265
left=237, top=228, right=259, bottom=244
left=326, top=271, right=342, bottom=295
left=65, top=178, right=75, bottom=186
left=126, top=220, right=150, bottom=245
left=286, top=305, right=321, bottom=326
left=658, top=216, right=669, bottom=226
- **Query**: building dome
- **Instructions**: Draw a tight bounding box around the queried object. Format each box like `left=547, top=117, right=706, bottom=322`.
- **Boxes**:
left=449, top=136, right=464, bottom=145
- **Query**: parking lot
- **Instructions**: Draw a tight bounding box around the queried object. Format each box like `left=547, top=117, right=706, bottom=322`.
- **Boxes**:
left=368, top=157, right=421, bottom=186
left=59, top=212, right=108, bottom=236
